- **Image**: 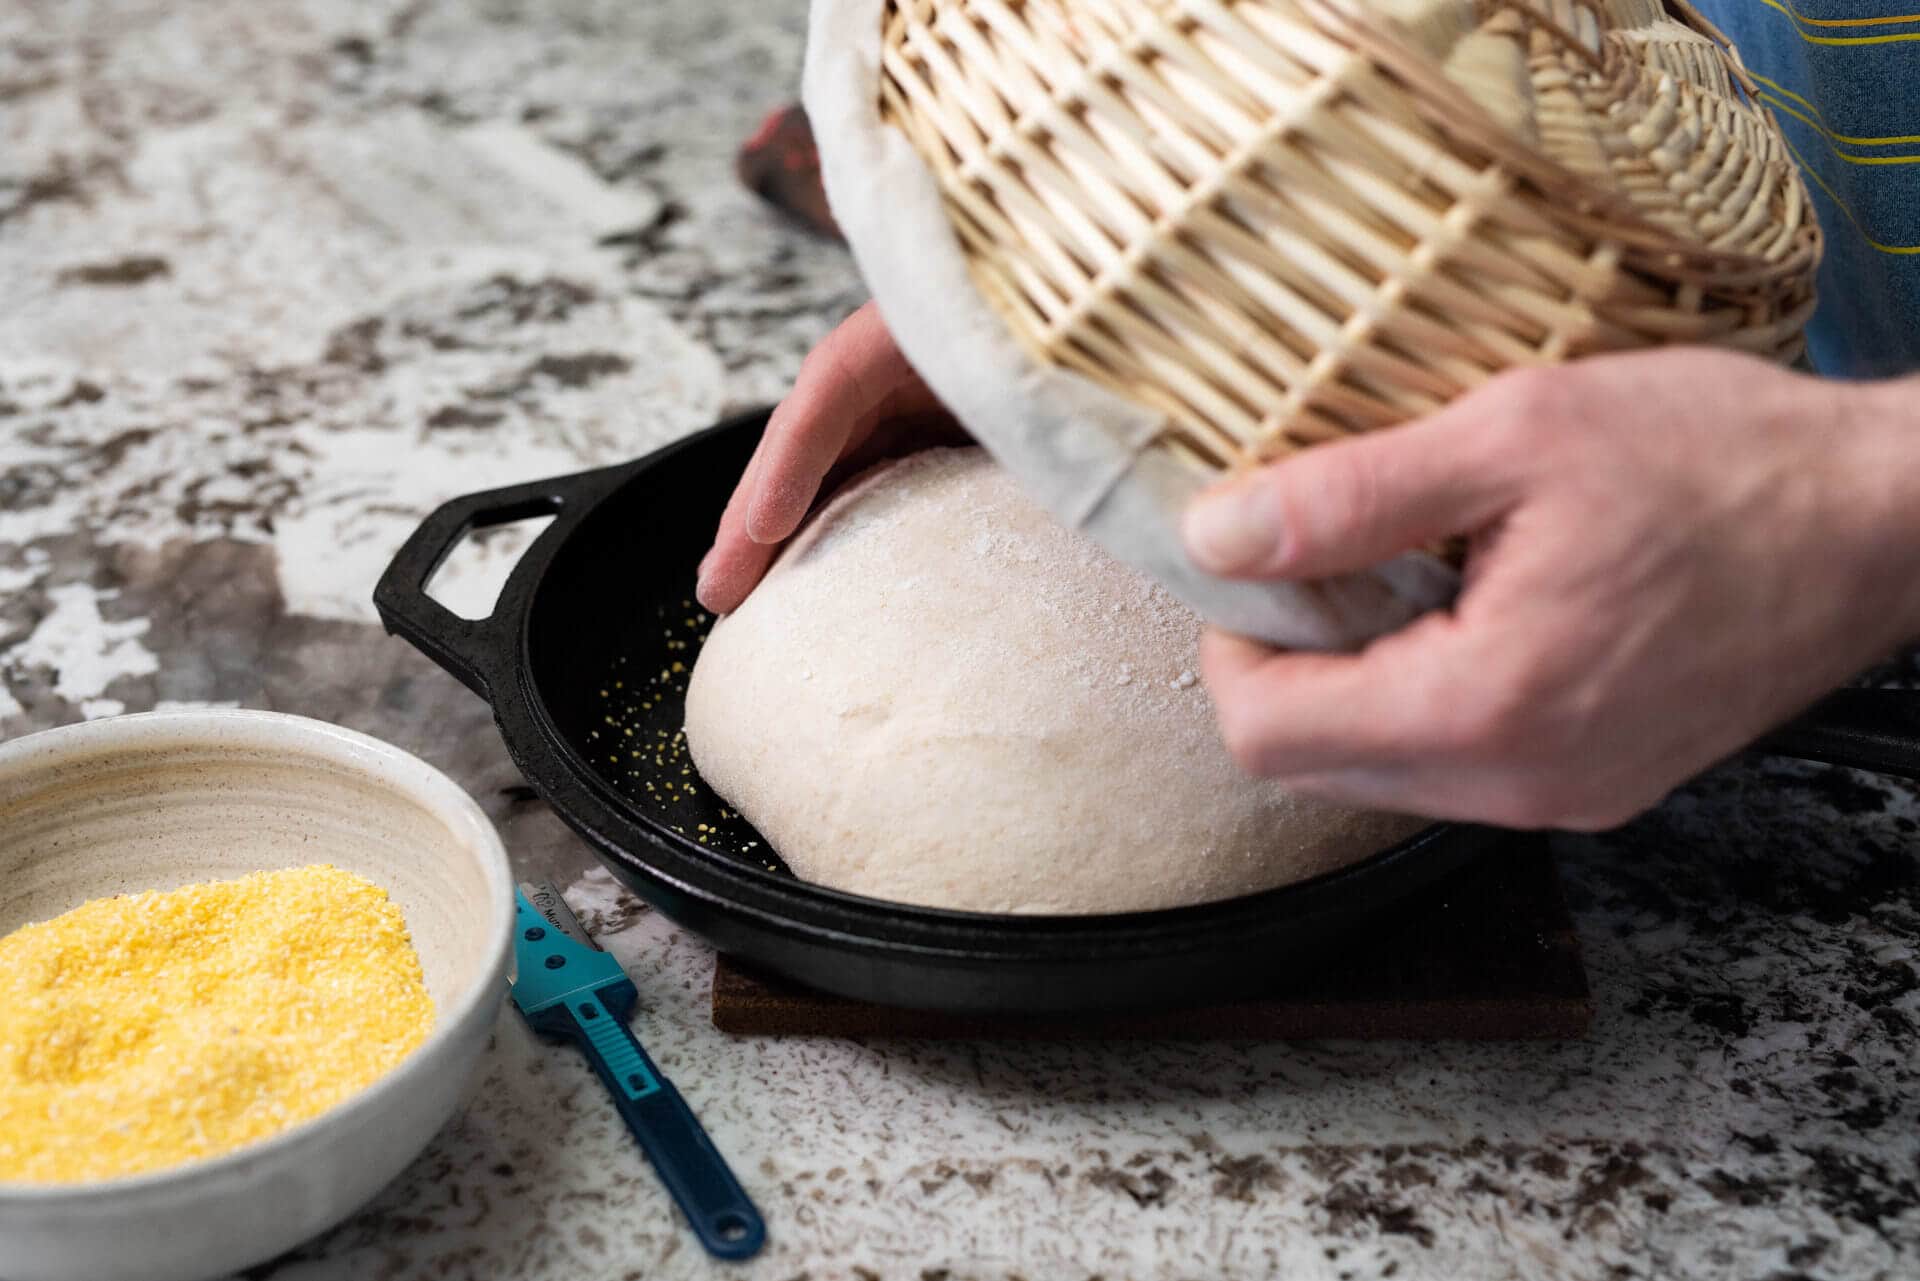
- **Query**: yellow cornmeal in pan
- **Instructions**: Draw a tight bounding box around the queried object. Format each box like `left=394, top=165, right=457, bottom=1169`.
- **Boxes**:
left=0, top=865, right=435, bottom=1183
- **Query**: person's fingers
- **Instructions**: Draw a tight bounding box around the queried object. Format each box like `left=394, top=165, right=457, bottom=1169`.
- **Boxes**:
left=1275, top=765, right=1512, bottom=826
left=1197, top=616, right=1476, bottom=774
left=696, top=446, right=781, bottom=613
left=1278, top=761, right=1661, bottom=831
left=744, top=392, right=859, bottom=546
left=1201, top=615, right=1658, bottom=827
left=1182, top=380, right=1536, bottom=581
left=745, top=302, right=935, bottom=544
left=1262, top=766, right=1430, bottom=817
left=696, top=529, right=780, bottom=615
left=699, top=303, right=951, bottom=612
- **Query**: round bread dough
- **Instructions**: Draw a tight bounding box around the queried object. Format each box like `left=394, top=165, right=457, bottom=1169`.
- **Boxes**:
left=684, top=448, right=1426, bottom=914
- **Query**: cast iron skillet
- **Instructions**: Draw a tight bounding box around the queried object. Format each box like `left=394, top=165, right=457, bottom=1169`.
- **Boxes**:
left=376, top=408, right=1920, bottom=1015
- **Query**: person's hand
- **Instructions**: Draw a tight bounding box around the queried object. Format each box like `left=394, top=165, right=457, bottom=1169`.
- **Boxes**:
left=697, top=302, right=961, bottom=613
left=1180, top=348, right=1920, bottom=830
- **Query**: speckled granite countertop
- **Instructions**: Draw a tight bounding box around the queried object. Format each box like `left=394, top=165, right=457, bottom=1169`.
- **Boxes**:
left=3, top=3, right=1918, bottom=1278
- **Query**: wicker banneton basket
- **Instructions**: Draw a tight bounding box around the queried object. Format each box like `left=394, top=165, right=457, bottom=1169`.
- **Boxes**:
left=803, top=0, right=1820, bottom=648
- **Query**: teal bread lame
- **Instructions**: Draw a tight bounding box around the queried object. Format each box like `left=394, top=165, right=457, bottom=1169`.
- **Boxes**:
left=510, top=882, right=765, bottom=1260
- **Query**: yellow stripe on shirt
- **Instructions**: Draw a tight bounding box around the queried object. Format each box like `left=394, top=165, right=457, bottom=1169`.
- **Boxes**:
left=1751, top=0, right=1920, bottom=42
left=1762, top=95, right=1920, bottom=163
left=1779, top=134, right=1920, bottom=254
left=1751, top=73, right=1920, bottom=147
left=1786, top=7, right=1920, bottom=24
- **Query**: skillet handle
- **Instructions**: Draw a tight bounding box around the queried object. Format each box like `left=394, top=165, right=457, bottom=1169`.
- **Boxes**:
left=1753, top=687, right=1920, bottom=780
left=374, top=466, right=629, bottom=701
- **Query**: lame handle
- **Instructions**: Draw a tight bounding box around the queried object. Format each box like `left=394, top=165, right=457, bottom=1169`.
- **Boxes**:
left=560, top=999, right=766, bottom=1260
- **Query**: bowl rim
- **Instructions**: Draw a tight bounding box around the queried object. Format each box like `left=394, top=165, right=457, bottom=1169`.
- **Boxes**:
left=0, top=708, right=516, bottom=1202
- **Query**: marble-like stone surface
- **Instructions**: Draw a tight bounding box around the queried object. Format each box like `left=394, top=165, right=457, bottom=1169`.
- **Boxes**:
left=3, top=3, right=1918, bottom=1278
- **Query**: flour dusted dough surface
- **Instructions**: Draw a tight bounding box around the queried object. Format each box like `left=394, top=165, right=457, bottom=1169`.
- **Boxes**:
left=684, top=449, right=1425, bottom=914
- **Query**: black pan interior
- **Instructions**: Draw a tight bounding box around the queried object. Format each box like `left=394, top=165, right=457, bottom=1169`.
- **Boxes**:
left=524, top=421, right=787, bottom=874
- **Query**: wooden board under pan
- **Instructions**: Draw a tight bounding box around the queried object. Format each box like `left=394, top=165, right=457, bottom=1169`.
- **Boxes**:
left=712, top=837, right=1589, bottom=1040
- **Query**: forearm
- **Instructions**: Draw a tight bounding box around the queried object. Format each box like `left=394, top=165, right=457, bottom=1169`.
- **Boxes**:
left=1832, top=373, right=1920, bottom=649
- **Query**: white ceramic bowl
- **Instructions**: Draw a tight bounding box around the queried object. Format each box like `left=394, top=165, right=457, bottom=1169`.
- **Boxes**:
left=0, top=710, right=516, bottom=1281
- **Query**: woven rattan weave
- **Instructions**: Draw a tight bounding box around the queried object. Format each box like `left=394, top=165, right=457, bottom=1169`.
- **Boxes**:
left=877, top=0, right=1820, bottom=472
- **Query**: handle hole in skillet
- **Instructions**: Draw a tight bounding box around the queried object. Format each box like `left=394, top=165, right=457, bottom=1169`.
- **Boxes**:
left=426, top=514, right=557, bottom=620
left=714, top=1214, right=751, bottom=1243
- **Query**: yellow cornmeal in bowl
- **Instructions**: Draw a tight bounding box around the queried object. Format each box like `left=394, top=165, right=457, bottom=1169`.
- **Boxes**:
left=0, top=865, right=436, bottom=1184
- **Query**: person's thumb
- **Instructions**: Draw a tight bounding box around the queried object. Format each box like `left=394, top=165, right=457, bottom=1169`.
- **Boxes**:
left=1181, top=406, right=1517, bottom=581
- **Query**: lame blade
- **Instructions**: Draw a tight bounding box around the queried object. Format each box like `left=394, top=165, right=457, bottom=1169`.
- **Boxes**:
left=518, top=879, right=598, bottom=951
